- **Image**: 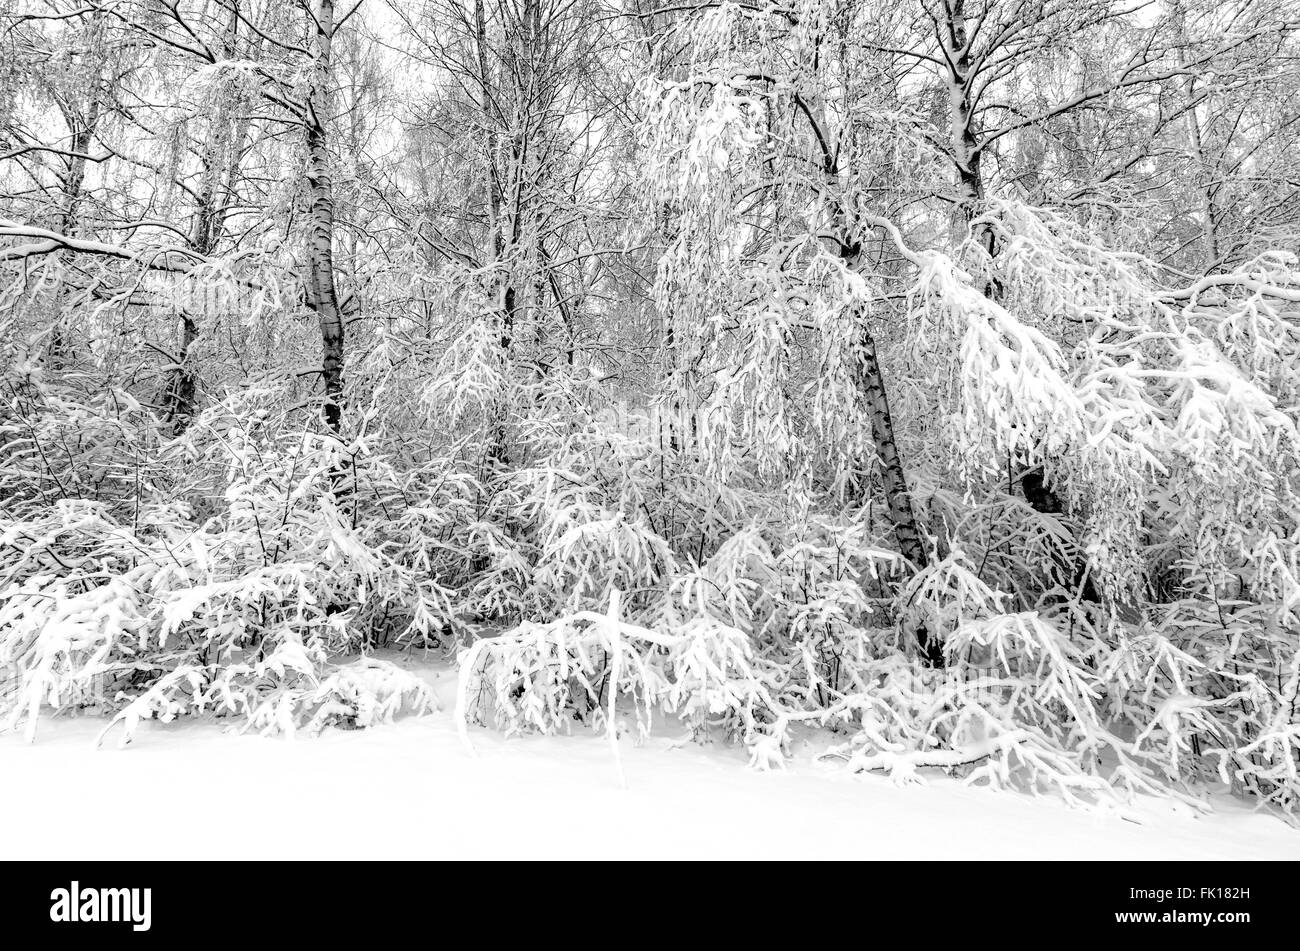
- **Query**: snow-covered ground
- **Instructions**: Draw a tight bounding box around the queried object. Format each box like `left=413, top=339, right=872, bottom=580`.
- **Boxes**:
left=3, top=660, right=1297, bottom=860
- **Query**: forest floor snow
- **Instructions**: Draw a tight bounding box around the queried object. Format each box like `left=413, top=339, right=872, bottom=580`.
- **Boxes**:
left=2, top=657, right=1297, bottom=860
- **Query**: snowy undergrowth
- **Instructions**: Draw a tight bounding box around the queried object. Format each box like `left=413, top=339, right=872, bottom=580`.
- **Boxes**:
left=2, top=377, right=1296, bottom=822
left=3, top=221, right=1299, bottom=824
left=453, top=580, right=1297, bottom=820
left=0, top=376, right=446, bottom=744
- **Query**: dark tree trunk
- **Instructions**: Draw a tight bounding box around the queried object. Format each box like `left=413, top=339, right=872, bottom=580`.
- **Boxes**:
left=161, top=313, right=200, bottom=430
left=47, top=112, right=97, bottom=364
left=304, top=0, right=345, bottom=437
left=848, top=308, right=944, bottom=666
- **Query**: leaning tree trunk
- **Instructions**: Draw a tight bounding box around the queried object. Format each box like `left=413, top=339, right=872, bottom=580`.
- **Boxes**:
left=848, top=307, right=945, bottom=667
left=838, top=235, right=941, bottom=663
left=805, top=67, right=942, bottom=662
left=848, top=316, right=928, bottom=571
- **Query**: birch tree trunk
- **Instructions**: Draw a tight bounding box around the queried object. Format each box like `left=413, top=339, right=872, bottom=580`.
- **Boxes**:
left=800, top=82, right=941, bottom=663
left=844, top=270, right=942, bottom=665
left=304, top=0, right=346, bottom=436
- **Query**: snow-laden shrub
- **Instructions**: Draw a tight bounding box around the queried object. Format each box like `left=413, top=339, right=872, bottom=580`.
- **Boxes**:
left=0, top=360, right=165, bottom=511
left=454, top=502, right=1298, bottom=818
left=0, top=383, right=449, bottom=742
left=0, top=492, right=439, bottom=743
left=1109, top=599, right=1300, bottom=815
left=455, top=590, right=788, bottom=771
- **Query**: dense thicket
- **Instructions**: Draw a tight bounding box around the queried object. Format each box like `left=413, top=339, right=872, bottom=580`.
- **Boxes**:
left=2, top=0, right=1298, bottom=818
